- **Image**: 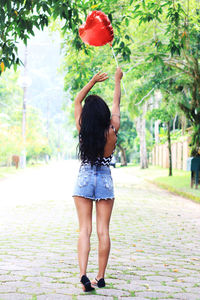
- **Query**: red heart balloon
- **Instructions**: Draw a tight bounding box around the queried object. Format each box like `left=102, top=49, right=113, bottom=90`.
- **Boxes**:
left=79, top=11, right=114, bottom=47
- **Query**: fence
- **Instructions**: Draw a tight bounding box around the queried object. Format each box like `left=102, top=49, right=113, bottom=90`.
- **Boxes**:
left=151, top=138, right=190, bottom=171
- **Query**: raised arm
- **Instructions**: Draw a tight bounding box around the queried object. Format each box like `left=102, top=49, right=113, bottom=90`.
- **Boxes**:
left=111, top=67, right=123, bottom=132
left=74, top=71, right=108, bottom=132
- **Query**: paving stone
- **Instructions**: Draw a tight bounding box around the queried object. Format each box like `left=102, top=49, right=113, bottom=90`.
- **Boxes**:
left=55, top=287, right=82, bottom=294
left=173, top=293, right=200, bottom=300
left=0, top=294, right=28, bottom=300
left=117, top=283, right=143, bottom=291
left=2, top=281, right=37, bottom=288
left=77, top=296, right=113, bottom=300
left=97, top=288, right=130, bottom=296
left=0, top=270, right=13, bottom=275
left=120, top=298, right=150, bottom=300
left=37, top=295, right=72, bottom=300
left=135, top=291, right=172, bottom=297
left=0, top=285, right=16, bottom=293
left=147, top=285, right=182, bottom=292
left=42, top=272, right=69, bottom=278
left=168, top=281, right=195, bottom=288
left=0, top=275, right=22, bottom=282
left=185, top=287, right=200, bottom=294
left=177, top=277, right=200, bottom=283
left=158, top=299, right=180, bottom=300
left=145, top=275, right=174, bottom=281
left=10, top=271, right=39, bottom=278
left=24, top=276, right=53, bottom=283
left=105, top=278, right=127, bottom=285
left=40, top=282, right=72, bottom=289
left=18, top=286, right=53, bottom=295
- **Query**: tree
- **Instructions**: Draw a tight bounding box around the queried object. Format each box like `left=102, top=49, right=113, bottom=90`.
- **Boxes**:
left=135, top=101, right=148, bottom=169
left=129, top=0, right=200, bottom=157
left=0, top=68, right=52, bottom=165
left=116, top=112, right=136, bottom=166
left=0, top=0, right=131, bottom=73
left=147, top=95, right=177, bottom=176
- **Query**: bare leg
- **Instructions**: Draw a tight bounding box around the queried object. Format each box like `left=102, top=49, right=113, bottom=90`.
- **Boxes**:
left=73, top=196, right=93, bottom=278
left=95, top=198, right=114, bottom=280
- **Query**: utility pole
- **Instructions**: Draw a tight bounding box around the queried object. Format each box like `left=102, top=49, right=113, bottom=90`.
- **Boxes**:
left=21, top=46, right=28, bottom=168
left=46, top=96, right=49, bottom=142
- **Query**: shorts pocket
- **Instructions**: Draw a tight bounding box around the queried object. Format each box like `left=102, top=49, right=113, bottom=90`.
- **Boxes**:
left=102, top=175, right=113, bottom=190
left=77, top=173, right=89, bottom=187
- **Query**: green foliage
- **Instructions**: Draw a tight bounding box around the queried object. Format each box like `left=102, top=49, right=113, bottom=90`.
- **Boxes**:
left=26, top=106, right=52, bottom=161
left=117, top=112, right=136, bottom=161
left=0, top=0, right=132, bottom=74
left=148, top=108, right=171, bottom=123
left=0, top=0, right=50, bottom=71
left=0, top=69, right=51, bottom=165
left=127, top=0, right=200, bottom=156
left=190, top=124, right=200, bottom=157
left=157, top=127, right=185, bottom=144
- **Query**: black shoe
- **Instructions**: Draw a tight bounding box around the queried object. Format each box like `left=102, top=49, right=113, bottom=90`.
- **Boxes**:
left=93, top=277, right=106, bottom=288
left=80, top=275, right=95, bottom=292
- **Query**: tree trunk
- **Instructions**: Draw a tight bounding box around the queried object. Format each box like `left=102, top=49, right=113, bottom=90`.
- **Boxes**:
left=173, top=113, right=178, bottom=132
left=167, top=121, right=172, bottom=176
left=135, top=102, right=148, bottom=169
left=154, top=120, right=160, bottom=144
left=154, top=91, right=162, bottom=144
left=181, top=114, right=187, bottom=135
left=118, top=144, right=127, bottom=166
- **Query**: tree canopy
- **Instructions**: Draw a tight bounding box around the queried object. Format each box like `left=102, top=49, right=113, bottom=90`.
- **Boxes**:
left=0, top=0, right=131, bottom=73
left=1, top=0, right=200, bottom=166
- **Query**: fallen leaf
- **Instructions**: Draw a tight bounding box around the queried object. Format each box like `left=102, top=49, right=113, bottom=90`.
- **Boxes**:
left=0, top=62, right=5, bottom=72
left=91, top=4, right=99, bottom=9
left=144, top=283, right=150, bottom=290
left=173, top=269, right=179, bottom=272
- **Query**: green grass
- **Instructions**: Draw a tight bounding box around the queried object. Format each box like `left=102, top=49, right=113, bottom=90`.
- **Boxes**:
left=0, top=166, right=19, bottom=178
left=0, top=163, right=46, bottom=179
left=122, top=165, right=200, bottom=203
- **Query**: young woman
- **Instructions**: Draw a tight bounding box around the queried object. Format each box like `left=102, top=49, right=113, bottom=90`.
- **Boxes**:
left=72, top=67, right=123, bottom=292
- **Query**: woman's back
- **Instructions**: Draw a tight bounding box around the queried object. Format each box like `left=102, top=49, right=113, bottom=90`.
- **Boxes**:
left=103, top=124, right=117, bottom=158
left=74, top=69, right=122, bottom=167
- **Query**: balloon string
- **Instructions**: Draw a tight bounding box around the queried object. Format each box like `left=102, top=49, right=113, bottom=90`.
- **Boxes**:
left=111, top=46, right=119, bottom=67
left=111, top=46, right=127, bottom=96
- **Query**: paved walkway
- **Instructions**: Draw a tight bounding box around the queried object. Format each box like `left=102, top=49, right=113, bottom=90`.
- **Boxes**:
left=0, top=161, right=200, bottom=300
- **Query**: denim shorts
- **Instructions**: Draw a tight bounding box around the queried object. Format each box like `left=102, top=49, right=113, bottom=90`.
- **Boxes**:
left=72, top=164, right=114, bottom=201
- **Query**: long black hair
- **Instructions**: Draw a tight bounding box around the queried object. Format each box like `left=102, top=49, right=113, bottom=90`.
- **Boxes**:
left=78, top=95, right=111, bottom=165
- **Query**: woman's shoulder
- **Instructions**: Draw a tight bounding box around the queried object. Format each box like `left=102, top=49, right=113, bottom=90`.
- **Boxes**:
left=109, top=124, right=118, bottom=136
left=110, top=113, right=120, bottom=133
left=106, top=124, right=117, bottom=145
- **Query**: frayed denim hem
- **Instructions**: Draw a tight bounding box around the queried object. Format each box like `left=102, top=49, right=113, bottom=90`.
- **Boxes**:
left=72, top=194, right=114, bottom=201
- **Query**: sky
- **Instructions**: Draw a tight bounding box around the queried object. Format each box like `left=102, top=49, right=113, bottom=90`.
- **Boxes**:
left=18, top=27, right=66, bottom=121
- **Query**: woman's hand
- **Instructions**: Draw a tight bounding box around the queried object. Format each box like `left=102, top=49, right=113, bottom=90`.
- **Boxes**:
left=115, top=67, right=123, bottom=82
left=91, top=71, right=109, bottom=84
